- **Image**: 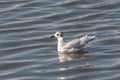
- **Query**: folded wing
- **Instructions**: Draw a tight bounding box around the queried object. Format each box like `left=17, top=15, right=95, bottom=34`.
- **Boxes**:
left=63, top=35, right=96, bottom=49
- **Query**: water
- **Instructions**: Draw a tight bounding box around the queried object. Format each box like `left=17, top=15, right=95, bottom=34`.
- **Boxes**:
left=0, top=0, right=120, bottom=80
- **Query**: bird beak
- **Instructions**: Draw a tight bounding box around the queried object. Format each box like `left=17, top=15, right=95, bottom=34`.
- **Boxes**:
left=50, top=36, right=55, bottom=38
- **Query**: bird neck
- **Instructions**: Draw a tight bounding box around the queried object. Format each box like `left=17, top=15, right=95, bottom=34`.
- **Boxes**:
left=57, top=37, right=64, bottom=51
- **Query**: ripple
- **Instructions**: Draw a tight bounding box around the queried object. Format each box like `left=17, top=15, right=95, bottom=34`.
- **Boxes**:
left=0, top=0, right=120, bottom=80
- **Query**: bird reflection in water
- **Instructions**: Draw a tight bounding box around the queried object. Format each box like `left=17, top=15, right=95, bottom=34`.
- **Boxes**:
left=58, top=49, right=89, bottom=63
left=57, top=49, right=92, bottom=80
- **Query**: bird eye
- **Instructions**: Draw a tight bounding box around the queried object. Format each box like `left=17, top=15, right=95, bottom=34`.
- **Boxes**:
left=57, top=34, right=59, bottom=36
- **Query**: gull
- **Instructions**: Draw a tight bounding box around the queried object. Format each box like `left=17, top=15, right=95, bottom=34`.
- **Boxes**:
left=50, top=31, right=96, bottom=53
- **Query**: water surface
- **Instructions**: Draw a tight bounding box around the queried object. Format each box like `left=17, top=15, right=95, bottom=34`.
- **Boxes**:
left=0, top=0, right=120, bottom=80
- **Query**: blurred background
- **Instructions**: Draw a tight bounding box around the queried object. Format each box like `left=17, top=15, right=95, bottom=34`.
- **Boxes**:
left=0, top=0, right=120, bottom=80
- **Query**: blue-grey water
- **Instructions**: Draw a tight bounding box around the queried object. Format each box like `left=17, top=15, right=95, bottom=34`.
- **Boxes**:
left=0, top=0, right=120, bottom=80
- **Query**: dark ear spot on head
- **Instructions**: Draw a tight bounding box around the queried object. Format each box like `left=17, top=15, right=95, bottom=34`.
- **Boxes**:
left=60, top=35, right=62, bottom=37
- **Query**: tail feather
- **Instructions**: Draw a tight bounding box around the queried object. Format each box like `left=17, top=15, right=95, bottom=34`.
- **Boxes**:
left=89, top=35, right=96, bottom=41
left=80, top=35, right=96, bottom=45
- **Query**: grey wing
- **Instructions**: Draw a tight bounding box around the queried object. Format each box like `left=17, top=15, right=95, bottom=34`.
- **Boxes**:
left=63, top=39, right=82, bottom=49
left=63, top=35, right=96, bottom=49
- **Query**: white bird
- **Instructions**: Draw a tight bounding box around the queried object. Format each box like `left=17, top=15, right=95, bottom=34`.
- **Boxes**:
left=50, top=31, right=96, bottom=53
